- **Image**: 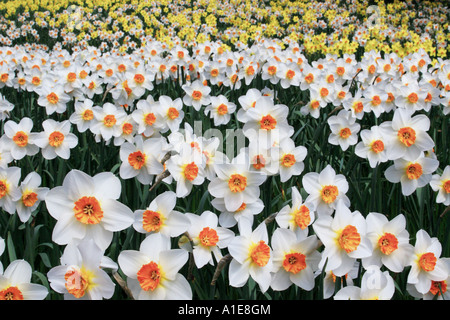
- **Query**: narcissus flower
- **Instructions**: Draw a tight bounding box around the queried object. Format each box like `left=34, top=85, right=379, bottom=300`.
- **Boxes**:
left=204, top=94, right=237, bottom=126
left=228, top=222, right=273, bottom=293
left=355, top=125, right=390, bottom=168
left=212, top=197, right=264, bottom=232
left=302, top=164, right=350, bottom=216
left=3, top=117, right=39, bottom=160
left=182, top=79, right=211, bottom=111
left=327, top=109, right=360, bottom=151
left=407, top=230, right=448, bottom=294
left=0, top=166, right=21, bottom=215
left=0, top=260, right=48, bottom=300
left=45, top=169, right=134, bottom=250
left=312, top=202, right=373, bottom=277
left=384, top=154, right=439, bottom=196
left=184, top=210, right=234, bottom=268
left=33, top=119, right=78, bottom=160
left=270, top=227, right=321, bottom=291
left=208, top=156, right=267, bottom=212
left=133, top=191, right=190, bottom=238
left=90, top=103, right=127, bottom=142
left=429, top=165, right=450, bottom=205
left=275, top=186, right=315, bottom=237
left=277, top=137, right=307, bottom=183
left=47, top=239, right=116, bottom=300
left=13, top=171, right=48, bottom=223
left=382, top=108, right=435, bottom=161
left=407, top=258, right=450, bottom=300
left=166, top=144, right=206, bottom=198
left=362, top=212, right=414, bottom=273
left=118, top=232, right=191, bottom=300
left=119, top=135, right=165, bottom=185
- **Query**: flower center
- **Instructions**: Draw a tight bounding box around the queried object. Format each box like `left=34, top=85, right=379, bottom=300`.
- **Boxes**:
left=13, top=131, right=29, bottom=147
left=198, top=227, right=219, bottom=247
left=167, top=107, right=179, bottom=120
left=430, top=281, right=447, bottom=296
left=281, top=154, right=296, bottom=167
left=128, top=151, right=146, bottom=170
left=48, top=131, right=65, bottom=147
left=134, top=74, right=145, bottom=84
left=246, top=65, right=255, bottom=76
left=67, top=72, right=77, bottom=82
left=250, top=240, right=270, bottom=267
left=286, top=69, right=295, bottom=79
left=142, top=210, right=163, bottom=232
left=184, top=162, right=199, bottom=181
left=283, top=252, right=306, bottom=274
left=305, top=73, right=314, bottom=83
left=0, top=286, right=24, bottom=300
left=321, top=185, right=338, bottom=204
left=73, top=196, right=104, bottom=225
left=377, top=232, right=398, bottom=255
left=408, top=92, right=419, bottom=103
left=64, top=267, right=89, bottom=298
left=353, top=101, right=364, bottom=113
left=443, top=180, right=450, bottom=194
left=47, top=92, right=59, bottom=104
left=406, top=163, right=423, bottom=180
left=82, top=109, right=94, bottom=121
left=228, top=174, right=247, bottom=193
left=0, top=180, right=8, bottom=199
left=338, top=225, right=361, bottom=253
left=336, top=67, right=345, bottom=76
left=398, top=127, right=416, bottom=147
left=252, top=154, right=266, bottom=170
left=103, top=115, right=117, bottom=127
left=144, top=113, right=156, bottom=126
left=419, top=252, right=437, bottom=272
left=294, top=205, right=311, bottom=230
left=137, top=261, right=161, bottom=291
left=32, top=76, right=41, bottom=86
left=192, top=90, right=203, bottom=101
left=339, top=127, right=351, bottom=139
left=217, top=103, right=228, bottom=115
left=320, top=87, right=329, bottom=97
left=260, top=114, right=277, bottom=130
left=371, top=95, right=381, bottom=106
left=22, top=191, right=38, bottom=207
left=268, top=65, right=277, bottom=76
left=371, top=140, right=384, bottom=153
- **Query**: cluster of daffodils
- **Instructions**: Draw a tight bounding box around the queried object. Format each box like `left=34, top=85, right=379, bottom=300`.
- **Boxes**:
left=0, top=16, right=449, bottom=300
left=0, top=1, right=449, bottom=59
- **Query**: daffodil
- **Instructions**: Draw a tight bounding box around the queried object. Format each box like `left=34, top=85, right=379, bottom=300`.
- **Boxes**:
left=45, top=169, right=134, bottom=250
left=271, top=227, right=321, bottom=291
left=118, top=232, right=191, bottom=300
left=33, top=119, right=79, bottom=160
left=312, top=201, right=373, bottom=277
left=13, top=171, right=48, bottom=223
left=407, top=229, right=448, bottom=294
left=185, top=210, right=234, bottom=269
left=363, top=212, right=414, bottom=273
left=429, top=165, right=450, bottom=205
left=228, top=222, right=274, bottom=293
left=302, top=164, right=350, bottom=216
left=3, top=117, right=39, bottom=160
left=133, top=190, right=190, bottom=238
left=384, top=153, right=439, bottom=196
left=47, top=239, right=116, bottom=300
left=0, top=260, right=48, bottom=300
